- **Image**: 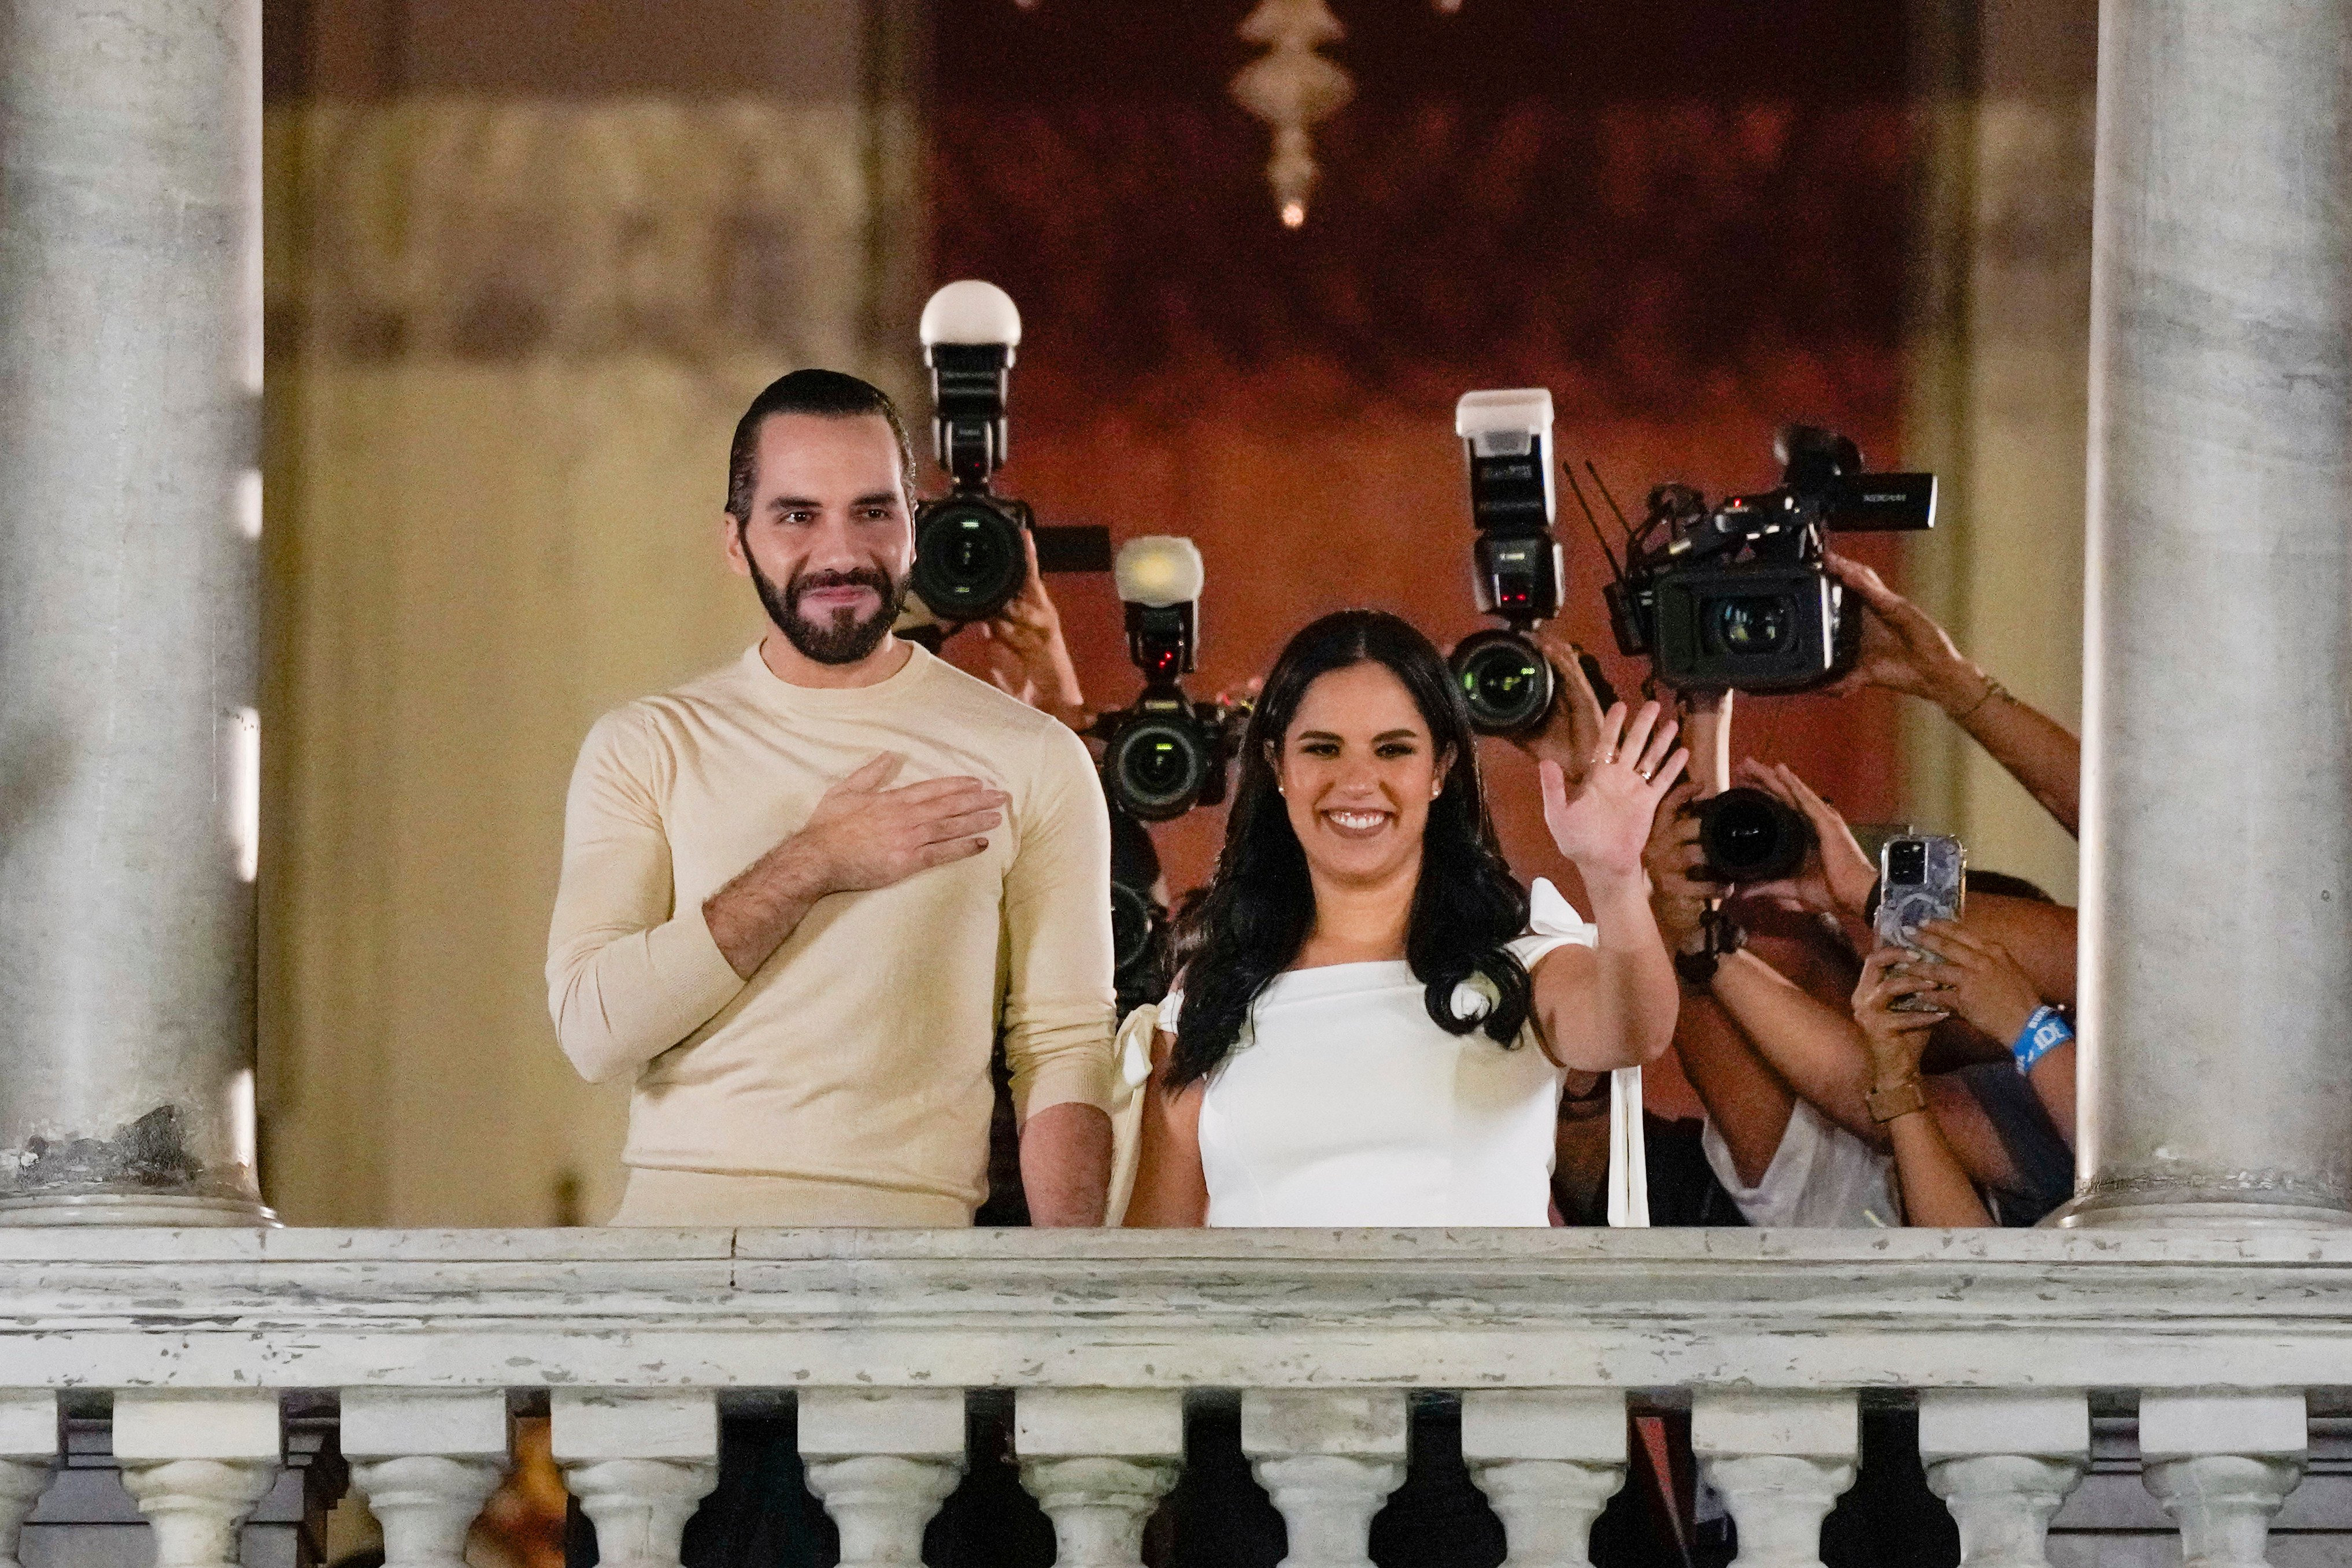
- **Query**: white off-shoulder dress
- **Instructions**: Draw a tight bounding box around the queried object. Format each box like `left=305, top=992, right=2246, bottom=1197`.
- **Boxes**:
left=1109, top=879, right=1649, bottom=1227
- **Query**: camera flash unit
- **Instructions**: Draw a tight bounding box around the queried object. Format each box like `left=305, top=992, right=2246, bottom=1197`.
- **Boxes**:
left=1113, top=536, right=1205, bottom=609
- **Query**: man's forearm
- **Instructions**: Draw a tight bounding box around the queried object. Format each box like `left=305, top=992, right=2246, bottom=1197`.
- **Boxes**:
left=702, top=835, right=832, bottom=979
left=1020, top=1101, right=1113, bottom=1226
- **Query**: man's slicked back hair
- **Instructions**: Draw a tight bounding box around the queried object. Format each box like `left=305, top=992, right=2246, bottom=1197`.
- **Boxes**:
left=725, top=368, right=919, bottom=523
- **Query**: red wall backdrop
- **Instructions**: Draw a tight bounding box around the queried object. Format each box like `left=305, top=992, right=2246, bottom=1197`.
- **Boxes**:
left=930, top=2, right=1918, bottom=1112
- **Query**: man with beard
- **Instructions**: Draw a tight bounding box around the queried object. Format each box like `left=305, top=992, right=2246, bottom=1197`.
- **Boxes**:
left=546, top=368, right=1115, bottom=1227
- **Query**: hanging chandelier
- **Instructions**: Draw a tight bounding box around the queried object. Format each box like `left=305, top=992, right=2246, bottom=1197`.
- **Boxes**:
left=1011, top=1, right=1465, bottom=228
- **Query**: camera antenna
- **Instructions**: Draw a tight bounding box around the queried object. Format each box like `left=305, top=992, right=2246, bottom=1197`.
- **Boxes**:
left=1561, top=460, right=1626, bottom=585
left=1585, top=461, right=1637, bottom=546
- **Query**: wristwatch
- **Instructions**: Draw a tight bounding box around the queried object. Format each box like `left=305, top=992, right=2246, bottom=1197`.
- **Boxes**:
left=1672, top=910, right=1746, bottom=988
left=1867, top=1076, right=1927, bottom=1124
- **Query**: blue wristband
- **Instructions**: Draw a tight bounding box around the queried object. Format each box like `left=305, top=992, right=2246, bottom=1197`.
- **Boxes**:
left=2013, top=1005, right=2072, bottom=1074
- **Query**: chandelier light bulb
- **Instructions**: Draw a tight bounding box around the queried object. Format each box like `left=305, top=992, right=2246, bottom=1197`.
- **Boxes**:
left=1231, top=0, right=1353, bottom=227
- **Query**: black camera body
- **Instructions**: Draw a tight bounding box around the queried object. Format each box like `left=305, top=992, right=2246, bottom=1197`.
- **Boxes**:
left=1451, top=389, right=1568, bottom=735
left=910, top=282, right=1035, bottom=624
left=1095, top=538, right=1248, bottom=822
left=1604, top=427, right=1936, bottom=693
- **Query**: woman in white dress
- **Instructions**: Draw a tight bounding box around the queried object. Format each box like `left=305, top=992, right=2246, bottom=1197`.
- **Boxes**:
left=1124, top=609, right=1688, bottom=1228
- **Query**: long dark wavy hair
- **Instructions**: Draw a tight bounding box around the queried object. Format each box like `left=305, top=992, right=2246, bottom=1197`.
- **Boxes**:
left=1166, top=609, right=1534, bottom=1088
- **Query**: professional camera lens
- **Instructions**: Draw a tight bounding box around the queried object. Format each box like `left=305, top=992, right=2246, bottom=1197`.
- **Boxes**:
left=909, top=498, right=1027, bottom=622
left=1695, top=786, right=1813, bottom=883
left=1711, top=596, right=1793, bottom=656
left=1450, top=628, right=1555, bottom=736
left=1110, top=878, right=1157, bottom=974
left=1108, top=718, right=1212, bottom=822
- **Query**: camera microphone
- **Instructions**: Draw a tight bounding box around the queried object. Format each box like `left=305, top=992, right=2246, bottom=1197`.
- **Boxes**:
left=908, top=280, right=1037, bottom=626
left=1097, top=537, right=1243, bottom=823
left=1450, top=388, right=1568, bottom=737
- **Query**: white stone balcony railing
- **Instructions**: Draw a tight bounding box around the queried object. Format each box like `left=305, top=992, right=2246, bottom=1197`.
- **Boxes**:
left=5, top=1227, right=2352, bottom=1568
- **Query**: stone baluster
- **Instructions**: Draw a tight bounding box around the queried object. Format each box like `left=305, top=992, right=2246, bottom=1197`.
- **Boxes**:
left=0, top=1393, right=57, bottom=1568
left=798, top=1389, right=966, bottom=1568
left=550, top=1391, right=719, bottom=1568
left=1918, top=1391, right=2091, bottom=1568
left=1241, top=1390, right=1408, bottom=1568
left=2139, top=1393, right=2307, bottom=1568
left=342, top=1391, right=512, bottom=1568
left=1461, top=1391, right=1627, bottom=1568
left=1692, top=1393, right=1857, bottom=1568
left=113, top=1392, right=283, bottom=1568
left=1014, top=1390, right=1183, bottom=1568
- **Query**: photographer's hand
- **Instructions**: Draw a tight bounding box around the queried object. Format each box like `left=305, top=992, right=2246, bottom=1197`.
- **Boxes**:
left=1908, top=920, right=2042, bottom=1046
left=1731, top=759, right=1878, bottom=923
left=1505, top=630, right=1611, bottom=788
left=1852, top=946, right=1991, bottom=1226
left=702, top=753, right=1008, bottom=979
left=1824, top=553, right=2080, bottom=836
left=978, top=530, right=1090, bottom=734
left=1822, top=553, right=1985, bottom=709
left=1641, top=778, right=1711, bottom=956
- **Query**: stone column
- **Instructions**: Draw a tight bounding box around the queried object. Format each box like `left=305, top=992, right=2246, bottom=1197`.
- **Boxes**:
left=0, top=0, right=270, bottom=1223
left=1014, top=1389, right=1184, bottom=1568
left=550, top=1391, right=719, bottom=1568
left=1461, top=1391, right=1627, bottom=1568
left=2058, top=0, right=2352, bottom=1227
left=342, top=1391, right=512, bottom=1568
left=0, top=1392, right=58, bottom=1568
left=113, top=1393, right=283, bottom=1568
left=798, top=1389, right=967, bottom=1568
left=2139, top=1393, right=2307, bottom=1568
left=1918, top=1391, right=2090, bottom=1568
left=1691, top=1393, right=1857, bottom=1568
left=1241, top=1391, right=1407, bottom=1568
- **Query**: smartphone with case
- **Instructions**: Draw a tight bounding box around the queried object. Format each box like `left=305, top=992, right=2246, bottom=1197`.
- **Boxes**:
left=1875, top=833, right=1965, bottom=1011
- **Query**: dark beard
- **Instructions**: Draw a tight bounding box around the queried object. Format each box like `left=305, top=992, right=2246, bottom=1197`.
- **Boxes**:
left=748, top=552, right=905, bottom=666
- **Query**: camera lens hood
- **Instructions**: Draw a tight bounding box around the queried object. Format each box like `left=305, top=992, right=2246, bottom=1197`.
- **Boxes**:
left=910, top=495, right=1028, bottom=623
left=1107, top=715, right=1214, bottom=822
left=1451, top=628, right=1555, bottom=737
left=1696, top=786, right=1813, bottom=883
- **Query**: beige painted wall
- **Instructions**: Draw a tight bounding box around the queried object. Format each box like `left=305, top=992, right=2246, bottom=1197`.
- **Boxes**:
left=1903, top=0, right=2096, bottom=903
left=257, top=91, right=925, bottom=1224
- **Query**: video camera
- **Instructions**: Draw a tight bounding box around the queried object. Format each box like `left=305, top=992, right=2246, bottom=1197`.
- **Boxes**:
left=1092, top=537, right=1249, bottom=822
left=1599, top=427, right=1936, bottom=693
left=908, top=282, right=1043, bottom=625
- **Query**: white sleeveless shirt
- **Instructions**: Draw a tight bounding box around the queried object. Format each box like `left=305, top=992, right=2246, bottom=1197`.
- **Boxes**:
left=1121, top=879, right=1610, bottom=1227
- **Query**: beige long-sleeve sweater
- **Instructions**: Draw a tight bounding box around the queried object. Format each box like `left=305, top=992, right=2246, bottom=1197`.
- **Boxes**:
left=546, top=642, right=1115, bottom=1220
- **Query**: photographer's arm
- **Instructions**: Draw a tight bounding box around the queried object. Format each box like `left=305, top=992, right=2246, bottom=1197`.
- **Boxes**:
left=1707, top=951, right=1884, bottom=1147
left=1532, top=703, right=1688, bottom=1072
left=1825, top=554, right=2080, bottom=835
left=1000, top=724, right=1118, bottom=1225
left=1854, top=949, right=1994, bottom=1227
left=1641, top=778, right=1799, bottom=1185
left=1955, top=893, right=2077, bottom=1008
left=978, top=530, right=1091, bottom=734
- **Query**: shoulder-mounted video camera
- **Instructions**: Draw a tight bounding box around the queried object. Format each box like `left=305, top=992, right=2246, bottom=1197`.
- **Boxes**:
left=1599, top=427, right=1936, bottom=693
left=1092, top=537, right=1249, bottom=822
left=1449, top=389, right=1614, bottom=734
